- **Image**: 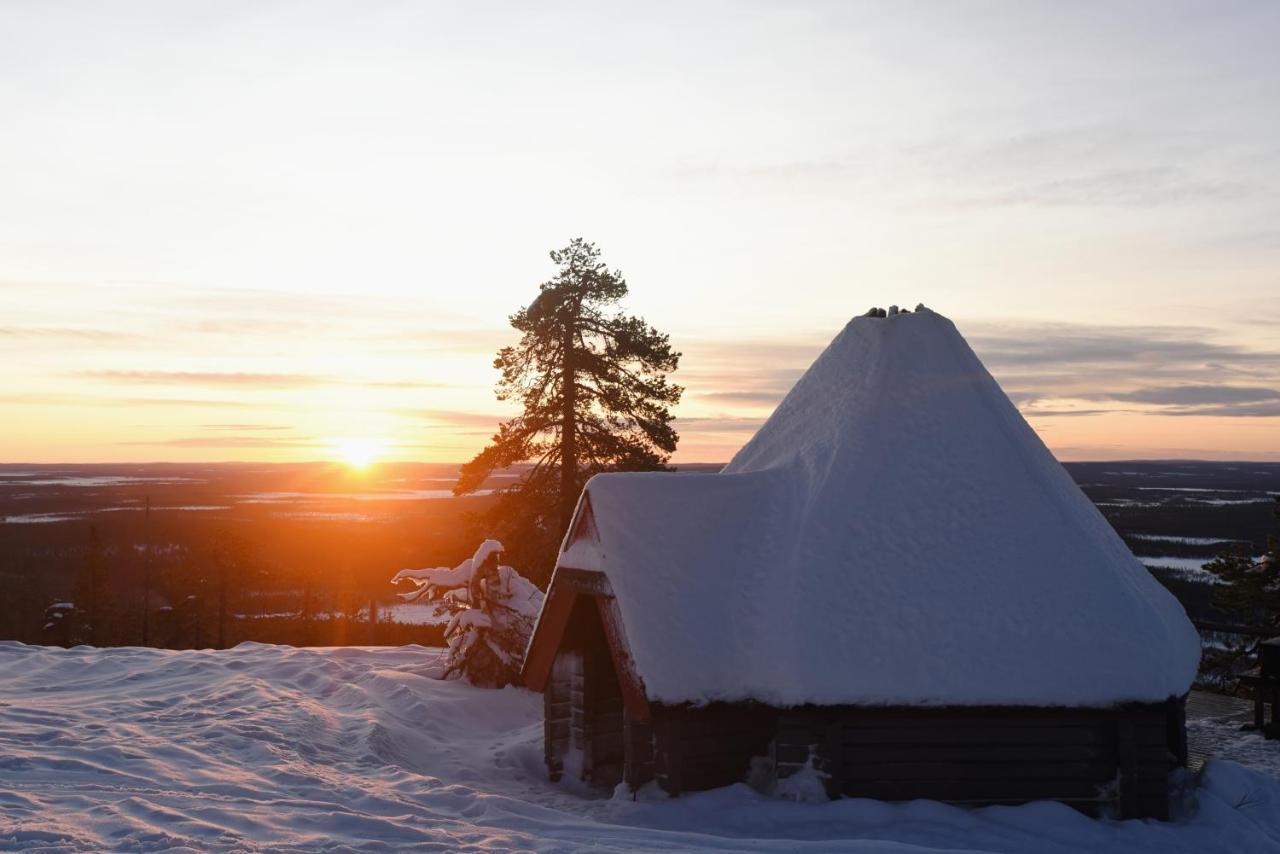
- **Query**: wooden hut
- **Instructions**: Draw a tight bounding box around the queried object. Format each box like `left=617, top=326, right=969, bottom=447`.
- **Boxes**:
left=522, top=307, right=1201, bottom=819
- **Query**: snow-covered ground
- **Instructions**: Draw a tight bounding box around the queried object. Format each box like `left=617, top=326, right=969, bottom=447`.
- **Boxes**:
left=2, top=643, right=1280, bottom=853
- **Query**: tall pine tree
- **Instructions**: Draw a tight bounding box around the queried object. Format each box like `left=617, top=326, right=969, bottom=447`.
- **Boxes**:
left=455, top=239, right=682, bottom=584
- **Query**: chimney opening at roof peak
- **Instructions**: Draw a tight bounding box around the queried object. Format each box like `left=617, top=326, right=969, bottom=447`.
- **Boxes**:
left=863, top=304, right=926, bottom=319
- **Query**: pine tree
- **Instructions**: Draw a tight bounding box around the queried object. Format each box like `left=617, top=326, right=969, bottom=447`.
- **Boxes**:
left=1204, top=497, right=1280, bottom=676
left=455, top=239, right=682, bottom=584
left=73, top=526, right=110, bottom=645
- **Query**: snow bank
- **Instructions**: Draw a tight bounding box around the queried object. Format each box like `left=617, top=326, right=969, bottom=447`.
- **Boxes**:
left=1, top=643, right=1277, bottom=852
left=561, top=309, right=1200, bottom=706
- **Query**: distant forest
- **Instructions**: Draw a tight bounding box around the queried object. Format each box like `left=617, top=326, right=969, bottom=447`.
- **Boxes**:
left=0, top=463, right=502, bottom=649
left=2, top=460, right=1279, bottom=651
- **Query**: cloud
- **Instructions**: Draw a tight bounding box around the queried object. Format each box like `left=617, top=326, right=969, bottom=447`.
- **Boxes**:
left=118, top=397, right=265, bottom=409
left=939, top=166, right=1251, bottom=211
left=663, top=157, right=868, bottom=189
left=0, top=392, right=265, bottom=409
left=401, top=408, right=509, bottom=428
left=913, top=125, right=1268, bottom=210
left=696, top=390, right=791, bottom=406
left=660, top=124, right=1274, bottom=212
left=81, top=370, right=331, bottom=387
left=1022, top=408, right=1132, bottom=418
left=77, top=370, right=445, bottom=390
left=370, top=328, right=515, bottom=355
left=1189, top=401, right=1280, bottom=418
left=966, top=322, right=1280, bottom=417
left=0, top=326, right=142, bottom=343
left=363, top=379, right=451, bottom=389
left=966, top=321, right=1280, bottom=371
left=116, top=436, right=320, bottom=448
left=679, top=340, right=814, bottom=413
left=1101, top=385, right=1280, bottom=406
left=669, top=320, right=1280, bottom=443
left=673, top=416, right=765, bottom=433
left=200, top=423, right=294, bottom=430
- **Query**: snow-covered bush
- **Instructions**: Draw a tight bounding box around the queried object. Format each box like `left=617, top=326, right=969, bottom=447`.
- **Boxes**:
left=391, top=539, right=543, bottom=687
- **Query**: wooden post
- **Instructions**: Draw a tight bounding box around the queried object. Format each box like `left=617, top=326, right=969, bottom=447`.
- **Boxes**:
left=823, top=718, right=843, bottom=798
left=141, top=495, right=151, bottom=646
left=1166, top=695, right=1187, bottom=766
left=1116, top=718, right=1137, bottom=819
left=657, top=713, right=682, bottom=797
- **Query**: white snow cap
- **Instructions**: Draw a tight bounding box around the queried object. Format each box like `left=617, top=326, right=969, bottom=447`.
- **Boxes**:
left=557, top=307, right=1200, bottom=707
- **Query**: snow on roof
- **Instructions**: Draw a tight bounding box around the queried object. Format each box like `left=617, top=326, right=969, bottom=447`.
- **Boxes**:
left=551, top=308, right=1201, bottom=708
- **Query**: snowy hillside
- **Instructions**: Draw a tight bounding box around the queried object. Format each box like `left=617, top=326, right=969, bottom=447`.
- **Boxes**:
left=2, top=643, right=1279, bottom=853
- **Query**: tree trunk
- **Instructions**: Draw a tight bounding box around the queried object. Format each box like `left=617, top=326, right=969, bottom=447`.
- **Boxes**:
left=216, top=564, right=228, bottom=650
left=142, top=495, right=151, bottom=646
left=560, top=319, right=578, bottom=533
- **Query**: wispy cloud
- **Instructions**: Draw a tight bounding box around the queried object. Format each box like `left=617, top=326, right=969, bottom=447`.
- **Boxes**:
left=401, top=408, right=509, bottom=428
left=670, top=320, right=1280, bottom=441
left=118, top=397, right=265, bottom=409
left=370, top=328, right=515, bottom=355
left=1098, top=385, right=1280, bottom=406
left=0, top=326, right=143, bottom=343
left=81, top=370, right=331, bottom=387
left=696, top=390, right=793, bottom=406
left=116, top=436, right=320, bottom=448
left=662, top=124, right=1275, bottom=212
left=967, top=321, right=1279, bottom=370
left=673, top=416, right=765, bottom=433
left=77, top=370, right=444, bottom=390
left=968, top=321, right=1280, bottom=418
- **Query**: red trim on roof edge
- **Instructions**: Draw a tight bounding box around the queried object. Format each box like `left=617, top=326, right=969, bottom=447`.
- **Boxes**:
left=521, top=565, right=651, bottom=724
left=560, top=492, right=598, bottom=552
left=521, top=582, right=575, bottom=692
left=595, top=595, right=650, bottom=723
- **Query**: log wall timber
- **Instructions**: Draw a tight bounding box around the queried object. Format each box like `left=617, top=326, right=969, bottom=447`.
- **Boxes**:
left=650, top=704, right=774, bottom=795
left=774, top=702, right=1183, bottom=820
left=544, top=649, right=579, bottom=783
left=543, top=594, right=627, bottom=788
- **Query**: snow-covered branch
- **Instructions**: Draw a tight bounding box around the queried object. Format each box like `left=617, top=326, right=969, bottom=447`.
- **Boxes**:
left=391, top=539, right=543, bottom=687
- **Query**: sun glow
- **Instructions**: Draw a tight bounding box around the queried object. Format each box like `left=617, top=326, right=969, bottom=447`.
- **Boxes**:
left=331, top=437, right=385, bottom=470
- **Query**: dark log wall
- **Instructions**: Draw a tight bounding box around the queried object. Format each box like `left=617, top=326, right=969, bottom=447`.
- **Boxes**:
left=535, top=575, right=1184, bottom=820
left=551, top=641, right=1183, bottom=819
left=775, top=702, right=1183, bottom=820
left=623, top=716, right=655, bottom=791
left=650, top=704, right=775, bottom=794
left=584, top=632, right=625, bottom=788
left=543, top=648, right=578, bottom=782
left=543, top=596, right=626, bottom=788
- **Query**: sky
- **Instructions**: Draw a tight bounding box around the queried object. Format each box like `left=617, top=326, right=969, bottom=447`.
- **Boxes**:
left=3, top=1, right=1279, bottom=464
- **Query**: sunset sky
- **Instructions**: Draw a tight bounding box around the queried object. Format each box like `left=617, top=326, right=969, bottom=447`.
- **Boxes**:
left=3, top=1, right=1279, bottom=464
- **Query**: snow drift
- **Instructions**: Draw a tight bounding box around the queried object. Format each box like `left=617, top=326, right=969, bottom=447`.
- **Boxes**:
left=557, top=308, right=1201, bottom=706
left=1, top=643, right=1277, bottom=853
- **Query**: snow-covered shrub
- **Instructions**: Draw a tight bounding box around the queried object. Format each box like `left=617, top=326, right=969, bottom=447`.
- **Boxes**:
left=391, top=539, right=543, bottom=687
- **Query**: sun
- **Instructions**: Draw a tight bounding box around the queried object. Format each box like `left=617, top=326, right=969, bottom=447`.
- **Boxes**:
left=331, top=437, right=384, bottom=470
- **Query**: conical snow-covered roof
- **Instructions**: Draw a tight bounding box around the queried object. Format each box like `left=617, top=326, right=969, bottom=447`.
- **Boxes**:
left=552, top=308, right=1200, bottom=707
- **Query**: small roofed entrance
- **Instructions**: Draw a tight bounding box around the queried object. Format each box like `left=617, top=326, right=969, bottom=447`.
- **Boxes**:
left=545, top=594, right=625, bottom=789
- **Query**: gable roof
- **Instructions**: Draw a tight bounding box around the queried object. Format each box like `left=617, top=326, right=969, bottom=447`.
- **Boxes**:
left=532, top=308, right=1201, bottom=708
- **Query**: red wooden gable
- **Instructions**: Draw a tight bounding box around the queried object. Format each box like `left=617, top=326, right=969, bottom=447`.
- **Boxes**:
left=522, top=566, right=650, bottom=724
left=562, top=492, right=599, bottom=551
